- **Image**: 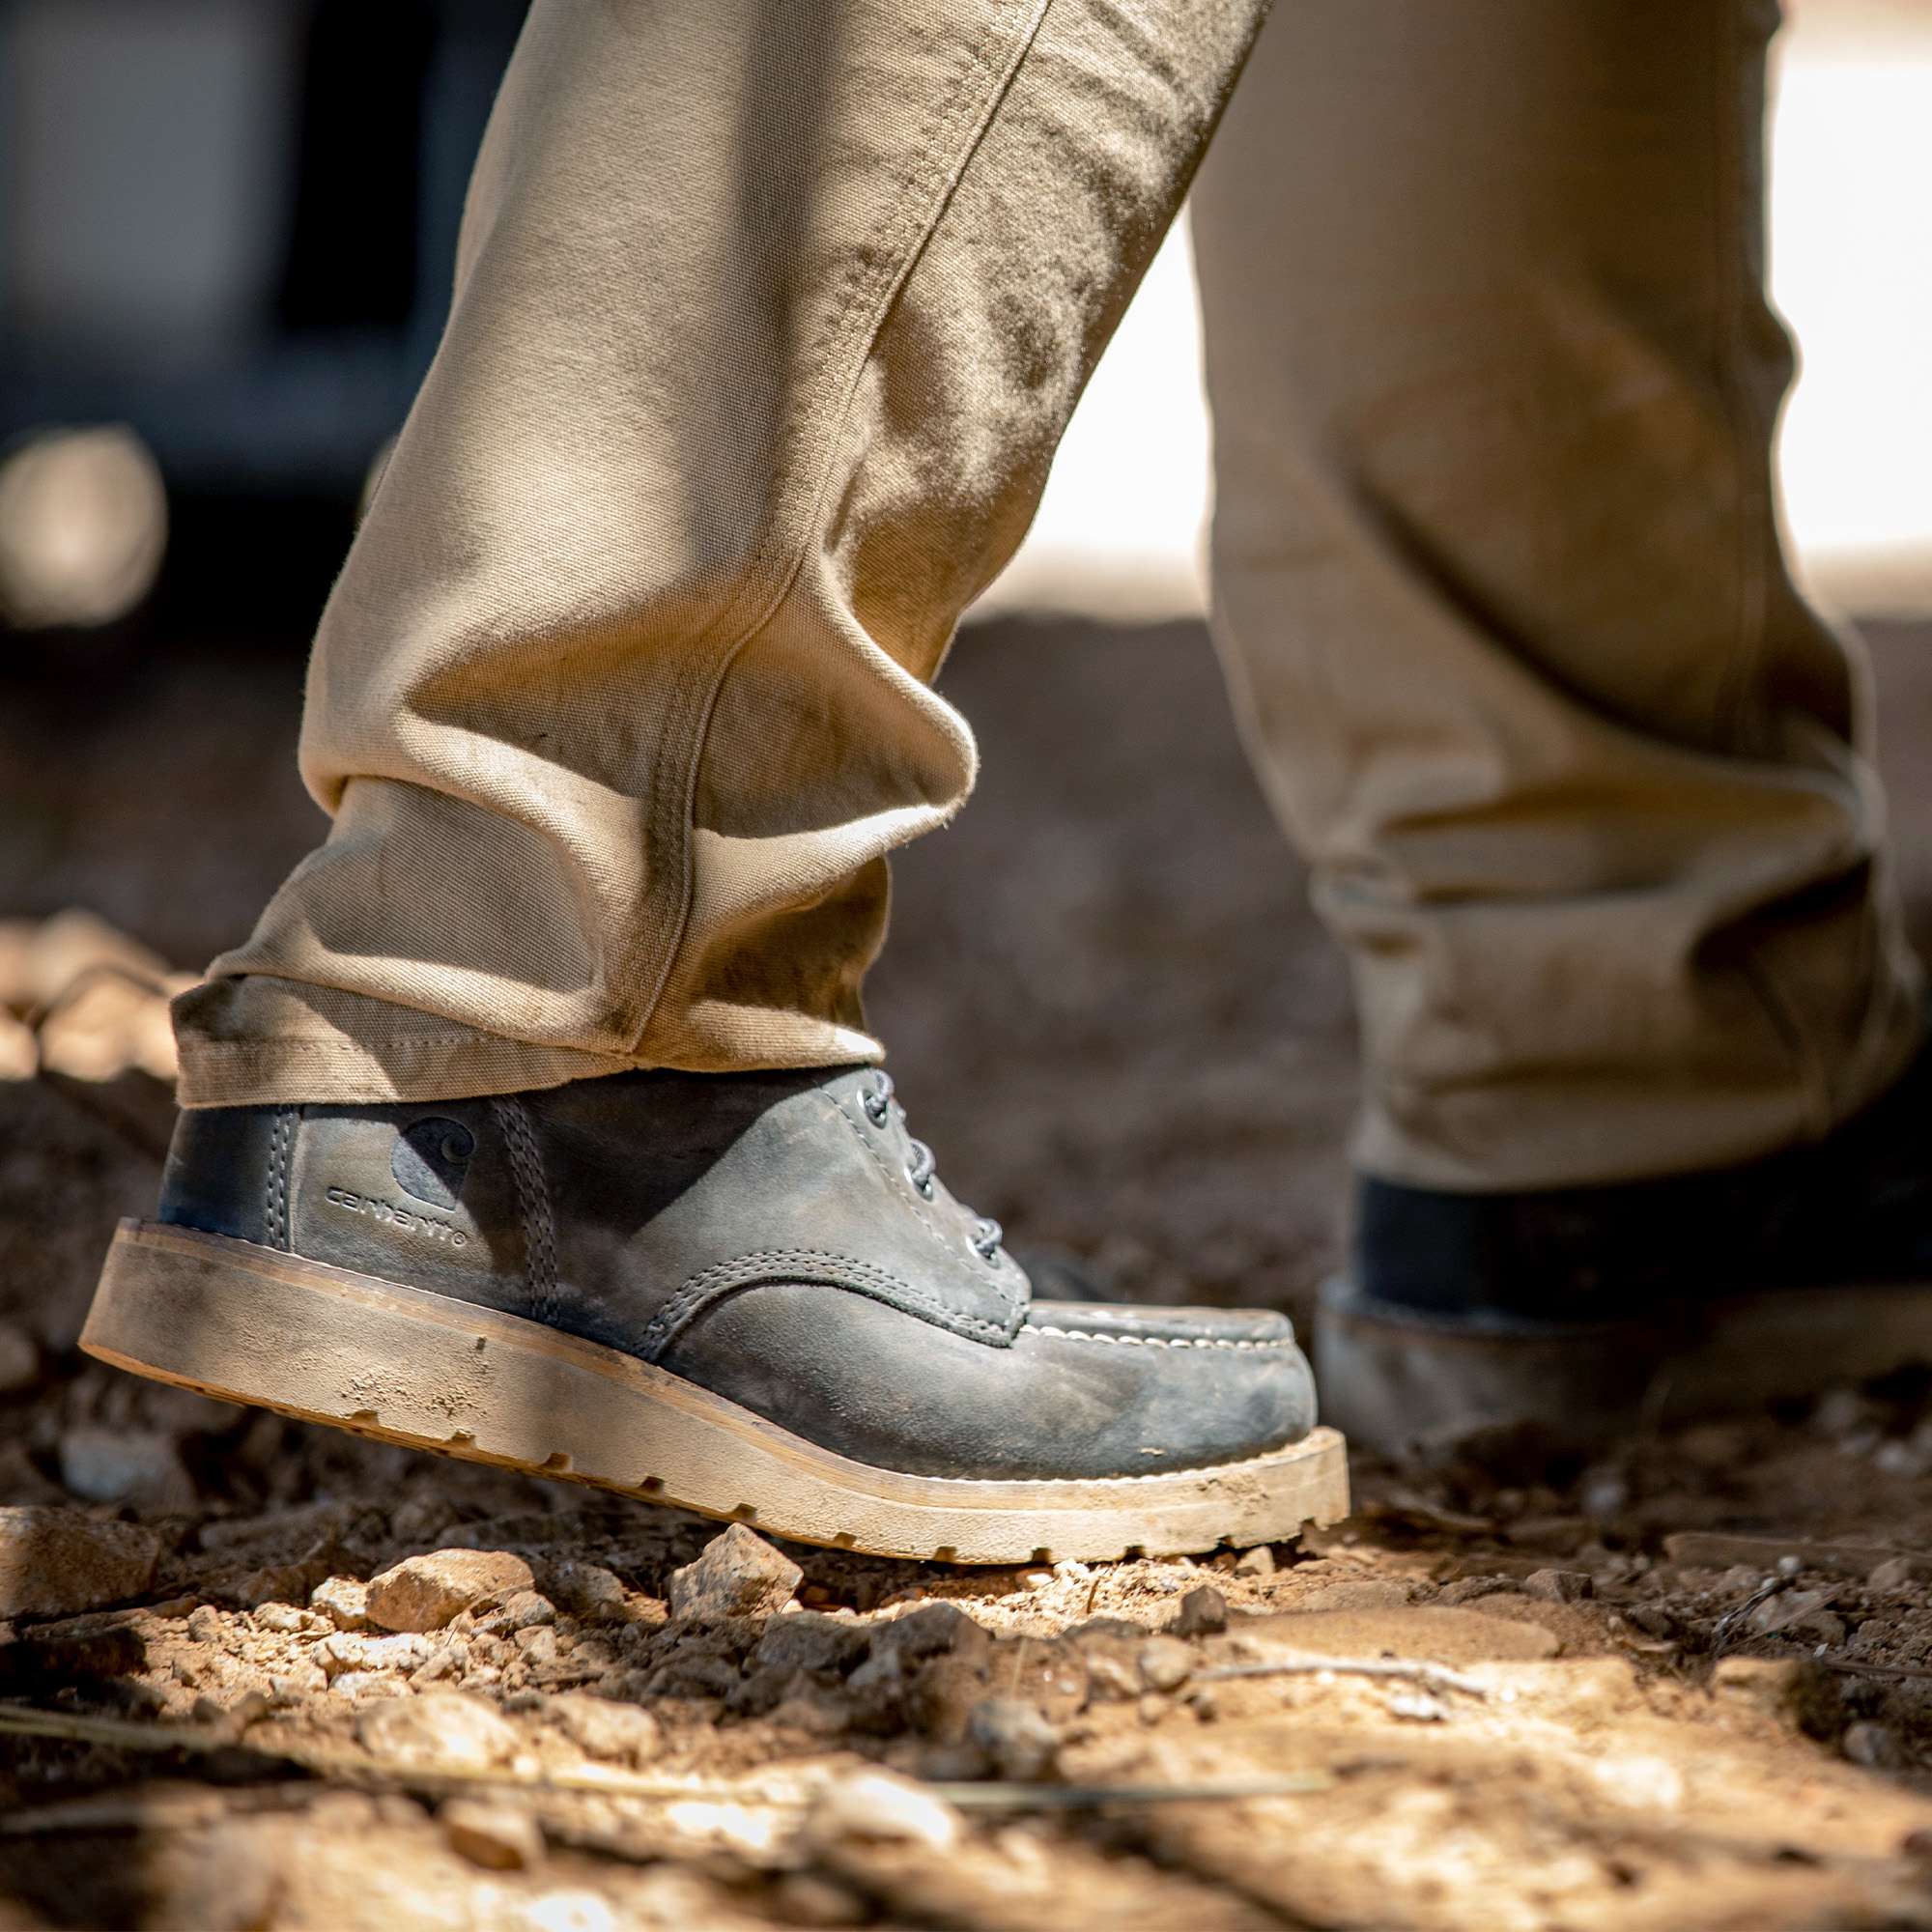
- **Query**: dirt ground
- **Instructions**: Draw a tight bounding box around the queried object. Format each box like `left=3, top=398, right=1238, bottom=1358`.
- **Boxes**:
left=7, top=613, right=1932, bottom=1930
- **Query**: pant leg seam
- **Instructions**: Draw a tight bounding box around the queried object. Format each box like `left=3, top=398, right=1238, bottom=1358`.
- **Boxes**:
left=623, top=0, right=1057, bottom=1061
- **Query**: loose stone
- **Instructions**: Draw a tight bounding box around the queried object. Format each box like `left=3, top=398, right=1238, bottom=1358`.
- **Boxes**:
left=365, top=1549, right=535, bottom=1633
left=667, top=1524, right=802, bottom=1622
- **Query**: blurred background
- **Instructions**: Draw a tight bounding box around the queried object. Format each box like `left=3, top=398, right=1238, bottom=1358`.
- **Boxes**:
left=2, top=0, right=1931, bottom=1309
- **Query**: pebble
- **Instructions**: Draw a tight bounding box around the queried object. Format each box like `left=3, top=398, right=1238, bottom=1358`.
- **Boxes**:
left=1440, top=1577, right=1515, bottom=1605
left=548, top=1690, right=664, bottom=1766
left=965, top=1696, right=1059, bottom=1780
left=546, top=1560, right=629, bottom=1625
left=441, top=1797, right=544, bottom=1871
left=357, top=1690, right=521, bottom=1773
left=310, top=1576, right=371, bottom=1631
left=57, top=1428, right=196, bottom=1511
left=365, top=1549, right=535, bottom=1633
left=253, top=1603, right=319, bottom=1634
left=1523, top=1569, right=1595, bottom=1604
left=1233, top=1546, right=1276, bottom=1579
left=411, top=1643, right=465, bottom=1688
left=1136, top=1635, right=1194, bottom=1692
left=514, top=1625, right=560, bottom=1666
left=1387, top=1691, right=1450, bottom=1722
left=322, top=1631, right=435, bottom=1678
left=1172, top=1583, right=1228, bottom=1636
left=754, top=1609, right=869, bottom=1676
left=473, top=1589, right=557, bottom=1636
left=667, top=1524, right=802, bottom=1622
left=0, top=1322, right=39, bottom=1397
left=1745, top=1586, right=1836, bottom=1637
left=804, top=1770, right=961, bottom=1855
left=868, top=1601, right=985, bottom=1662
left=186, top=1605, right=224, bottom=1644
left=0, top=1507, right=162, bottom=1619
left=1866, top=1556, right=1923, bottom=1593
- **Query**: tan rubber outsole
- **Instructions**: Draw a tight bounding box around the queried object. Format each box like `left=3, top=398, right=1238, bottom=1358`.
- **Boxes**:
left=84, top=1222, right=1349, bottom=1564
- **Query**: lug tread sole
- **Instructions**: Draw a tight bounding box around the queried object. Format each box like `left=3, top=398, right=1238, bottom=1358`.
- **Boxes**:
left=83, top=1221, right=1348, bottom=1564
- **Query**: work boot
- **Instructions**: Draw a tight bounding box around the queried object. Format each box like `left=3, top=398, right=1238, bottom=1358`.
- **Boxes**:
left=86, top=1065, right=1346, bottom=1561
left=1319, top=1035, right=1932, bottom=1456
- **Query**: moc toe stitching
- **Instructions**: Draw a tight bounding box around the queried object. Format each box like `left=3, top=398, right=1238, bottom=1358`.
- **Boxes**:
left=1021, top=1320, right=1296, bottom=1352
left=640, top=1247, right=1016, bottom=1358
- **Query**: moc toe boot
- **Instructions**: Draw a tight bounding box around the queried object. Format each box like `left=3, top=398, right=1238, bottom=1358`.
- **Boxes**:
left=85, top=1065, right=1348, bottom=1560
left=1319, top=1034, right=1932, bottom=1457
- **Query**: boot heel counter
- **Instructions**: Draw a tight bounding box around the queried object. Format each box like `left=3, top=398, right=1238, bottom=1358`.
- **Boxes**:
left=157, top=1105, right=295, bottom=1249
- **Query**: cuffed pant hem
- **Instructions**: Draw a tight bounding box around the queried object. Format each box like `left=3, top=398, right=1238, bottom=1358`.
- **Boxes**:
left=171, top=976, right=886, bottom=1109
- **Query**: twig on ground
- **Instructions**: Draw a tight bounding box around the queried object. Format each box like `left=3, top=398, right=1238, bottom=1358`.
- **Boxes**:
left=1196, top=1654, right=1491, bottom=1700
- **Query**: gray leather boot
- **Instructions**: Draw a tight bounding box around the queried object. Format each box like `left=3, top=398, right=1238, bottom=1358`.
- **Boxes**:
left=1320, top=1033, right=1932, bottom=1457
left=86, top=1065, right=1346, bottom=1560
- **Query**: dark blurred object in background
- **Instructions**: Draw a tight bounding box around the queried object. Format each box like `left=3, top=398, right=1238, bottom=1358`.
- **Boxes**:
left=0, top=0, right=527, bottom=649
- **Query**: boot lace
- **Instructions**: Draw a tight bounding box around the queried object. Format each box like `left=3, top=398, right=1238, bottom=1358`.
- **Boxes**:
left=863, top=1070, right=1004, bottom=1264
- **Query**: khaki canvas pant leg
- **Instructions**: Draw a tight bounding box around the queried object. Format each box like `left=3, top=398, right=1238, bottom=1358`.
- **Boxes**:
left=174, top=0, right=1271, bottom=1106
left=1192, top=0, right=1923, bottom=1191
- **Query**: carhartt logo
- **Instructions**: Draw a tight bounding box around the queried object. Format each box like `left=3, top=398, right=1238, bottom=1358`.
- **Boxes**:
left=326, top=1186, right=469, bottom=1247
left=393, top=1117, right=475, bottom=1208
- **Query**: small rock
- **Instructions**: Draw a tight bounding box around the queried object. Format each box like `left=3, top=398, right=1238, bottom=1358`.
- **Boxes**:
left=1136, top=1635, right=1194, bottom=1693
left=545, top=1560, right=629, bottom=1625
left=1172, top=1584, right=1228, bottom=1637
left=57, top=1428, right=195, bottom=1511
left=0, top=1322, right=39, bottom=1397
left=411, top=1644, right=465, bottom=1688
left=867, top=1602, right=985, bottom=1663
left=321, top=1632, right=435, bottom=1678
left=441, top=1797, right=543, bottom=1871
left=365, top=1549, right=535, bottom=1633
left=804, top=1770, right=961, bottom=1854
left=1844, top=1721, right=1901, bottom=1770
left=1439, top=1577, right=1515, bottom=1605
left=1387, top=1691, right=1449, bottom=1722
left=667, top=1524, right=801, bottom=1622
left=474, top=1589, right=556, bottom=1636
left=1745, top=1586, right=1835, bottom=1637
left=549, top=1691, right=663, bottom=1766
left=1866, top=1555, right=1924, bottom=1593
left=310, top=1576, right=371, bottom=1631
left=1074, top=1633, right=1141, bottom=1702
left=754, top=1609, right=868, bottom=1676
left=965, top=1696, right=1059, bottom=1780
left=356, top=1690, right=521, bottom=1772
left=1710, top=1655, right=1833, bottom=1728
left=1794, top=1610, right=1848, bottom=1648
left=0, top=1507, right=162, bottom=1619
left=514, top=1625, right=559, bottom=1666
left=270, top=1665, right=329, bottom=1699
left=1232, top=1546, right=1276, bottom=1579
left=1523, top=1569, right=1594, bottom=1604
left=186, top=1604, right=223, bottom=1645
left=253, top=1603, right=319, bottom=1635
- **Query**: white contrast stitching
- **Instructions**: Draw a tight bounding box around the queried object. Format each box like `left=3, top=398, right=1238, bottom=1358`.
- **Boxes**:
left=1021, top=1321, right=1295, bottom=1353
